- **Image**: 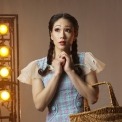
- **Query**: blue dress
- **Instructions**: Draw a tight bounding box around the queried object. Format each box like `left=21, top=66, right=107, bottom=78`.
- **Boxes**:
left=17, top=52, right=105, bottom=122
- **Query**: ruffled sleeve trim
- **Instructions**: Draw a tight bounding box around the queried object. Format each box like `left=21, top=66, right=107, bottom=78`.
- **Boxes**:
left=83, top=52, right=105, bottom=75
left=17, top=60, right=42, bottom=85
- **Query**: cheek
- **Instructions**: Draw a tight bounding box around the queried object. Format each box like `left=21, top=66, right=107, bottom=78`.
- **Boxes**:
left=51, top=33, right=58, bottom=41
left=69, top=35, right=75, bottom=44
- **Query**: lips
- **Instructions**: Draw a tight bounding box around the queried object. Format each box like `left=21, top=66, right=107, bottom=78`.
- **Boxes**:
left=59, top=41, right=66, bottom=46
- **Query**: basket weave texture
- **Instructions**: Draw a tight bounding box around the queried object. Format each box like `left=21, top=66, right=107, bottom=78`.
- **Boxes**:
left=69, top=82, right=122, bottom=122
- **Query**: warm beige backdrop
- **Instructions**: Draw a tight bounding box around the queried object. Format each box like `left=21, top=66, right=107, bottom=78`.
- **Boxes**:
left=0, top=0, right=122, bottom=122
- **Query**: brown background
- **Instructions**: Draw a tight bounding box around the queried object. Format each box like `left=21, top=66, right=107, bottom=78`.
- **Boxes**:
left=0, top=0, right=122, bottom=122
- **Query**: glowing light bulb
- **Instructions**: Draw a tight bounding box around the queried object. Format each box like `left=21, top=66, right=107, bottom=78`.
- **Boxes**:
left=0, top=90, right=10, bottom=101
left=0, top=24, right=9, bottom=35
left=0, top=46, right=10, bottom=57
left=0, top=67, right=10, bottom=78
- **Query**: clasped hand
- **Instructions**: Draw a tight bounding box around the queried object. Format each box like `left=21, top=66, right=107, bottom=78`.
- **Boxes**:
left=52, top=51, right=73, bottom=74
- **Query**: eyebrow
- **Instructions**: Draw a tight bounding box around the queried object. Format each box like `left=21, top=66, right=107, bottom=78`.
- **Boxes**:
left=54, top=25, right=72, bottom=28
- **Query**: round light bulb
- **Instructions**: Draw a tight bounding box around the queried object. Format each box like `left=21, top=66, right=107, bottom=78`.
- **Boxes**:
left=0, top=24, right=9, bottom=35
left=0, top=90, right=10, bottom=101
left=0, top=46, right=10, bottom=57
left=0, top=67, right=10, bottom=78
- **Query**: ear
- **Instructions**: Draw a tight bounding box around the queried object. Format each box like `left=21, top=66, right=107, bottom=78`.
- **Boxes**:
left=50, top=31, right=53, bottom=40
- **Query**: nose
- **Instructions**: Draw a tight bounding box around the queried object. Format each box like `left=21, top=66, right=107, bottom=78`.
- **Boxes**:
left=60, top=30, right=65, bottom=39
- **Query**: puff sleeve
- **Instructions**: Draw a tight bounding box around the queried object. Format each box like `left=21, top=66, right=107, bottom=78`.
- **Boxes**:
left=17, top=60, right=42, bottom=85
left=83, top=52, right=105, bottom=75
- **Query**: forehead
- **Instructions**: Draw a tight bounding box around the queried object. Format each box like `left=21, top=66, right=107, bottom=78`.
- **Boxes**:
left=53, top=18, right=73, bottom=27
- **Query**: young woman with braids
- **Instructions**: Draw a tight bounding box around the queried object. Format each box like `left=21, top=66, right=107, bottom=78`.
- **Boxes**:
left=18, top=13, right=105, bottom=122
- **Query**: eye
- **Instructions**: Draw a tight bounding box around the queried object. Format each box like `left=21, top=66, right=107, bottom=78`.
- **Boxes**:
left=54, top=28, right=60, bottom=32
left=65, top=28, right=72, bottom=33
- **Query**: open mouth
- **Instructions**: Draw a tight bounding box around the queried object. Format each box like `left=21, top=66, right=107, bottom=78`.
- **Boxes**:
left=59, top=41, right=66, bottom=46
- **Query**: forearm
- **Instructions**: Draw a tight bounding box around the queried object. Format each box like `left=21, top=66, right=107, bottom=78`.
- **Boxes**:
left=33, top=73, right=61, bottom=111
left=66, top=69, right=99, bottom=104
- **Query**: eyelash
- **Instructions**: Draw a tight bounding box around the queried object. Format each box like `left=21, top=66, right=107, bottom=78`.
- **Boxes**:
left=54, top=28, right=60, bottom=32
left=54, top=28, right=72, bottom=33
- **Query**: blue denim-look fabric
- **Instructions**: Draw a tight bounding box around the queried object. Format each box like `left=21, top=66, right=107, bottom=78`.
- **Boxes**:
left=37, top=53, right=85, bottom=122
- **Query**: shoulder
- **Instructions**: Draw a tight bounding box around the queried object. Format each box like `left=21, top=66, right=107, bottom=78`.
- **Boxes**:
left=17, top=57, right=47, bottom=85
left=26, top=57, right=47, bottom=70
left=36, top=57, right=47, bottom=69
left=77, top=52, right=85, bottom=58
left=77, top=52, right=93, bottom=58
left=20, top=57, right=45, bottom=69
left=77, top=52, right=93, bottom=64
left=77, top=52, right=85, bottom=64
left=77, top=52, right=105, bottom=74
left=78, top=52, right=96, bottom=62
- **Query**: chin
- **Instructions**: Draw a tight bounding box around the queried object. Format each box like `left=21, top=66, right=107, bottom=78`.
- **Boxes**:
left=60, top=48, right=67, bottom=52
left=59, top=46, right=68, bottom=50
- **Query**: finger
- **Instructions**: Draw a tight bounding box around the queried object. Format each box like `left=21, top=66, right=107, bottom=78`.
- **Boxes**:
left=61, top=53, right=69, bottom=61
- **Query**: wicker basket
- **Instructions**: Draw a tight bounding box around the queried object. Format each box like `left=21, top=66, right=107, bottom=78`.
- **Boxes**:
left=69, top=82, right=122, bottom=122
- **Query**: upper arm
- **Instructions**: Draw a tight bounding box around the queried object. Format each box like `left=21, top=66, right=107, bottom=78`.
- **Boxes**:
left=32, top=78, right=44, bottom=102
left=85, top=70, right=99, bottom=95
left=85, top=70, right=98, bottom=85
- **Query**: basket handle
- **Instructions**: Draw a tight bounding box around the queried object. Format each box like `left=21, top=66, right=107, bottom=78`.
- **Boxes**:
left=83, top=81, right=119, bottom=112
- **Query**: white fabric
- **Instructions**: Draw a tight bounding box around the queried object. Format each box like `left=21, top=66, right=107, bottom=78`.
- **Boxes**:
left=83, top=52, right=105, bottom=74
left=17, top=60, right=42, bottom=85
left=17, top=52, right=105, bottom=85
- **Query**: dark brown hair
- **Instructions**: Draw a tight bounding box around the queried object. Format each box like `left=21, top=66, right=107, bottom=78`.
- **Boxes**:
left=38, top=13, right=83, bottom=76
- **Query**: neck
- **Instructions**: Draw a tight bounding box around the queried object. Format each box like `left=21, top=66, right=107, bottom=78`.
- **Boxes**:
left=54, top=48, right=70, bottom=59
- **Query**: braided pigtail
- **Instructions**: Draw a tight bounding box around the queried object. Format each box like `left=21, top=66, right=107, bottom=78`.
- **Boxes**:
left=38, top=40, right=54, bottom=76
left=71, top=40, right=84, bottom=76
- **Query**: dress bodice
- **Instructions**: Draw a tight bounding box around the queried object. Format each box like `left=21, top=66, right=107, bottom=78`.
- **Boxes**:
left=36, top=53, right=85, bottom=122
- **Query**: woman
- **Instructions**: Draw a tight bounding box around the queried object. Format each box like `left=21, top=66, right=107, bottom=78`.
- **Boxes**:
left=18, top=13, right=105, bottom=122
